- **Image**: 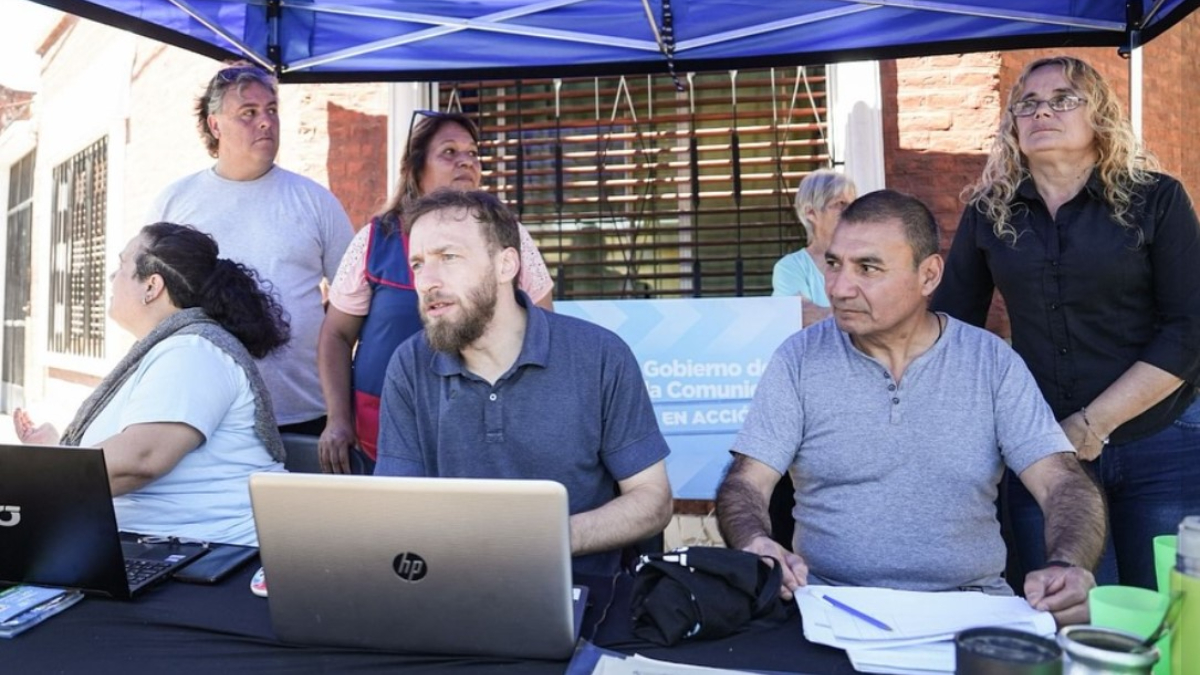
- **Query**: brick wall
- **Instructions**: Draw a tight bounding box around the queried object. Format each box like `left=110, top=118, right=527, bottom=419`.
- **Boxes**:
left=289, top=85, right=390, bottom=229
left=0, top=86, right=34, bottom=131
left=883, top=52, right=1009, bottom=334
left=882, top=53, right=1000, bottom=251
left=1140, top=15, right=1200, bottom=194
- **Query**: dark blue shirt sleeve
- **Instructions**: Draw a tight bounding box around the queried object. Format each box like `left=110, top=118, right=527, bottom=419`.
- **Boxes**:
left=1139, top=176, right=1200, bottom=384
left=598, top=337, right=670, bottom=482
left=931, top=203, right=996, bottom=327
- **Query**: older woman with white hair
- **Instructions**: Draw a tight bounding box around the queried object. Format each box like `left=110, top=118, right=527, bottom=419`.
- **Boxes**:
left=772, top=169, right=857, bottom=325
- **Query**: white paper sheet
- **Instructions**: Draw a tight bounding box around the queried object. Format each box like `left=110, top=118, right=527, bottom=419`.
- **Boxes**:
left=591, top=653, right=759, bottom=675
left=796, top=585, right=1057, bottom=674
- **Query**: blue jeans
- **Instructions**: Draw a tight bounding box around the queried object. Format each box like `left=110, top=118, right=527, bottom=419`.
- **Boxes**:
left=1005, top=397, right=1200, bottom=591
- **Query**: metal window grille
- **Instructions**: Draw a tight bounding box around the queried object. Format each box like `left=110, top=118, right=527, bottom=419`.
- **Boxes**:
left=3, top=150, right=36, bottom=409
left=439, top=66, right=829, bottom=299
left=48, top=137, right=107, bottom=358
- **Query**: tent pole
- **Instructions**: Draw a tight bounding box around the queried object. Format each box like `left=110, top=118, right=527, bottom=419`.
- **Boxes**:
left=1130, top=47, right=1143, bottom=142
left=554, top=78, right=564, bottom=297
left=730, top=70, right=743, bottom=298
left=266, top=0, right=281, bottom=69
left=687, top=73, right=701, bottom=298
left=1123, top=0, right=1144, bottom=142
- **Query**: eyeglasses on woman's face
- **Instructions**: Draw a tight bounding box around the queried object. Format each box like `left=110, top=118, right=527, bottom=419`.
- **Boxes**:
left=1009, top=94, right=1087, bottom=118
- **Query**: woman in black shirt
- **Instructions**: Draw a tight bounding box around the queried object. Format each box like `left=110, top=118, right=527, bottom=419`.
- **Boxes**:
left=933, top=56, right=1200, bottom=591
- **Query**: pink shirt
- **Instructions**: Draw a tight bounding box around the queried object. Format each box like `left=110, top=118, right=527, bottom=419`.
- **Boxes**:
left=329, top=220, right=555, bottom=315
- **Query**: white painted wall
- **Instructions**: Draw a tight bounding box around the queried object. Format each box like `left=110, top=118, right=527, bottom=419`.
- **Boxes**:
left=828, top=61, right=886, bottom=193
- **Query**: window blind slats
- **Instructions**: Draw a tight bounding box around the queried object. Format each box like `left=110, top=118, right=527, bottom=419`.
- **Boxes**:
left=440, top=66, right=828, bottom=299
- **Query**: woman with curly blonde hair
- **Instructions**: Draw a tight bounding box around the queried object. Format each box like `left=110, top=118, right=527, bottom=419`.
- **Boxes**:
left=934, top=56, right=1200, bottom=591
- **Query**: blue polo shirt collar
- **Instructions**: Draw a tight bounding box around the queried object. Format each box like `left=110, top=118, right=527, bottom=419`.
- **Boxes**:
left=429, top=290, right=550, bottom=379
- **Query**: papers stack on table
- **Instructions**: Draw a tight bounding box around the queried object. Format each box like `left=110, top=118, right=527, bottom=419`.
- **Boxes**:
left=0, top=585, right=85, bottom=638
left=796, top=585, right=1056, bottom=675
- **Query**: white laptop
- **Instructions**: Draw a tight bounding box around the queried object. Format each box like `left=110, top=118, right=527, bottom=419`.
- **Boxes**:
left=249, top=473, right=579, bottom=659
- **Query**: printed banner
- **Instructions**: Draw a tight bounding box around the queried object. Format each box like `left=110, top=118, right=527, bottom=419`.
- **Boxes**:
left=558, top=297, right=800, bottom=499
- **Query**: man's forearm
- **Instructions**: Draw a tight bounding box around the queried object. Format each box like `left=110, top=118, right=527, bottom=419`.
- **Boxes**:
left=569, top=484, right=671, bottom=556
left=1042, top=461, right=1107, bottom=570
left=716, top=458, right=774, bottom=550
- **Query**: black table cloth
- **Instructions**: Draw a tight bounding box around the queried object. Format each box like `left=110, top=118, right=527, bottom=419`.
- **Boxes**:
left=5, top=565, right=856, bottom=674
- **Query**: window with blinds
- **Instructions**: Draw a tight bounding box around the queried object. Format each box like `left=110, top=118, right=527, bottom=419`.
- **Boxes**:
left=437, top=67, right=830, bottom=300
left=49, top=137, right=107, bottom=358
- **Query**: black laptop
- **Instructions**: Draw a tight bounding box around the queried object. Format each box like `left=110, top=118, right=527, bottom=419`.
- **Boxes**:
left=0, top=443, right=208, bottom=598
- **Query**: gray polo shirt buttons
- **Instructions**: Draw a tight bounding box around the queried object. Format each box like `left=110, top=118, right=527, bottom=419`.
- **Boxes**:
left=489, top=393, right=498, bottom=401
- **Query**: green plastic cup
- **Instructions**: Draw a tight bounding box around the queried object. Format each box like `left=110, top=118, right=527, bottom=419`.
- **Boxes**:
left=1155, top=535, right=1178, bottom=595
left=1090, top=585, right=1168, bottom=637
left=1154, top=535, right=1180, bottom=675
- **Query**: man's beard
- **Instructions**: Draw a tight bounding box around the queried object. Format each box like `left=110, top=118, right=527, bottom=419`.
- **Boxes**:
left=422, top=275, right=499, bottom=355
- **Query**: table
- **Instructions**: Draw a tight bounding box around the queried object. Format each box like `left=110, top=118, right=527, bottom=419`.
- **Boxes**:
left=6, top=565, right=858, bottom=674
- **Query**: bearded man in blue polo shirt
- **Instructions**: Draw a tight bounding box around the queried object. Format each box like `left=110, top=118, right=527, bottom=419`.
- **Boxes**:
left=375, top=189, right=672, bottom=576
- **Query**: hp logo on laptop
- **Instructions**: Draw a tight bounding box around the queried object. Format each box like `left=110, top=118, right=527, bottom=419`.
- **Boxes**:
left=0, top=505, right=20, bottom=527
left=392, top=552, right=428, bottom=582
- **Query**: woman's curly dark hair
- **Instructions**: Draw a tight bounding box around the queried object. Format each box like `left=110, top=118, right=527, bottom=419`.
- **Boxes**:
left=136, top=222, right=290, bottom=358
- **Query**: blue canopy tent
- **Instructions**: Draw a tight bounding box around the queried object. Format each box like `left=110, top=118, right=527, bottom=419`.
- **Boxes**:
left=19, top=0, right=1200, bottom=83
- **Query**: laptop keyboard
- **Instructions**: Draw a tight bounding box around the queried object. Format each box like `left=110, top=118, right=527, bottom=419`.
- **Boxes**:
left=125, top=558, right=171, bottom=586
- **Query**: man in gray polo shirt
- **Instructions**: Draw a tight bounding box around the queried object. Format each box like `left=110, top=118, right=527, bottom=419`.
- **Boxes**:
left=716, top=190, right=1104, bottom=626
left=375, top=189, right=672, bottom=576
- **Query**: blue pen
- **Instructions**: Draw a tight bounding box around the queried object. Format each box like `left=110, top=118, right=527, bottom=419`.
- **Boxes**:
left=820, top=594, right=894, bottom=632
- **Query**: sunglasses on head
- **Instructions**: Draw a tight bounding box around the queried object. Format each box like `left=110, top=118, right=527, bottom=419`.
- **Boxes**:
left=405, top=109, right=474, bottom=157
left=214, top=65, right=271, bottom=84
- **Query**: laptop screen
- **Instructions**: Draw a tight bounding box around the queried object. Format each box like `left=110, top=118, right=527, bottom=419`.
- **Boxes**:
left=0, top=443, right=205, bottom=597
left=251, top=473, right=578, bottom=659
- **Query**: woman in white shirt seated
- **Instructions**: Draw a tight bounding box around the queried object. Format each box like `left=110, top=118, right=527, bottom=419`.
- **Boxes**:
left=13, top=223, right=288, bottom=545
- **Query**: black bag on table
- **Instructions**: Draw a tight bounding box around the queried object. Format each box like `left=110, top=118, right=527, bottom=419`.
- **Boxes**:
left=630, top=546, right=788, bottom=646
